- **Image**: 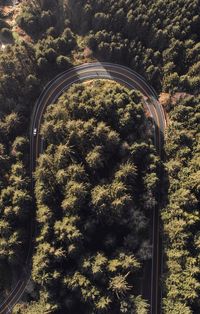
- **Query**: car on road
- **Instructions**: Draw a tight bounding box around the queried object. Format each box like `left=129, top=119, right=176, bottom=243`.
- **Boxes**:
left=33, top=128, right=37, bottom=136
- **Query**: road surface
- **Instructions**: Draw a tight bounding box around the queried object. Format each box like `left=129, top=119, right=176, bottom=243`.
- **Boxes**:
left=0, top=62, right=166, bottom=314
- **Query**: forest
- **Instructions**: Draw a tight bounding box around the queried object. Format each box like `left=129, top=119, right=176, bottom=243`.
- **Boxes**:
left=0, top=0, right=199, bottom=313
left=28, top=81, right=158, bottom=313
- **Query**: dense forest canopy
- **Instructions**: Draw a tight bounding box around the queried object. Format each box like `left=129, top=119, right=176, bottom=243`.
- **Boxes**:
left=11, top=80, right=159, bottom=313
left=31, top=81, right=159, bottom=313
left=66, top=0, right=200, bottom=93
left=162, top=95, right=200, bottom=314
left=0, top=0, right=199, bottom=313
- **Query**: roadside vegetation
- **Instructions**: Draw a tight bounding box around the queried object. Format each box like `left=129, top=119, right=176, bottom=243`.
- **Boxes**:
left=0, top=0, right=199, bottom=313
left=162, top=94, right=200, bottom=314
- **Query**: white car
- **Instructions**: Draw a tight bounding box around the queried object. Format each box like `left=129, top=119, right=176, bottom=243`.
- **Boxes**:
left=33, top=128, right=37, bottom=136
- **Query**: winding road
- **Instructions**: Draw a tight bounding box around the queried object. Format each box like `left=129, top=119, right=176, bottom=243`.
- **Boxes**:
left=0, top=62, right=166, bottom=314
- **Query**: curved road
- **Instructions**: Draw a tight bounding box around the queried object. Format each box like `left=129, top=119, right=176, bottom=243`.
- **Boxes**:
left=0, top=62, right=166, bottom=314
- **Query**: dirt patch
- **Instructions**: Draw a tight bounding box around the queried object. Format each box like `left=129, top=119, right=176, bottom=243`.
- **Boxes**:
left=159, top=92, right=191, bottom=126
left=71, top=47, right=96, bottom=65
left=159, top=92, right=190, bottom=111
left=1, top=2, right=19, bottom=20
left=0, top=1, right=31, bottom=45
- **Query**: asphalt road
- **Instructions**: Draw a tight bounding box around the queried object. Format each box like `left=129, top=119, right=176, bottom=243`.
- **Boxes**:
left=0, top=62, right=166, bottom=314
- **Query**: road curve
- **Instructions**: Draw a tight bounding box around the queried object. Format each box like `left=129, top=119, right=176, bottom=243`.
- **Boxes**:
left=0, top=62, right=166, bottom=314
